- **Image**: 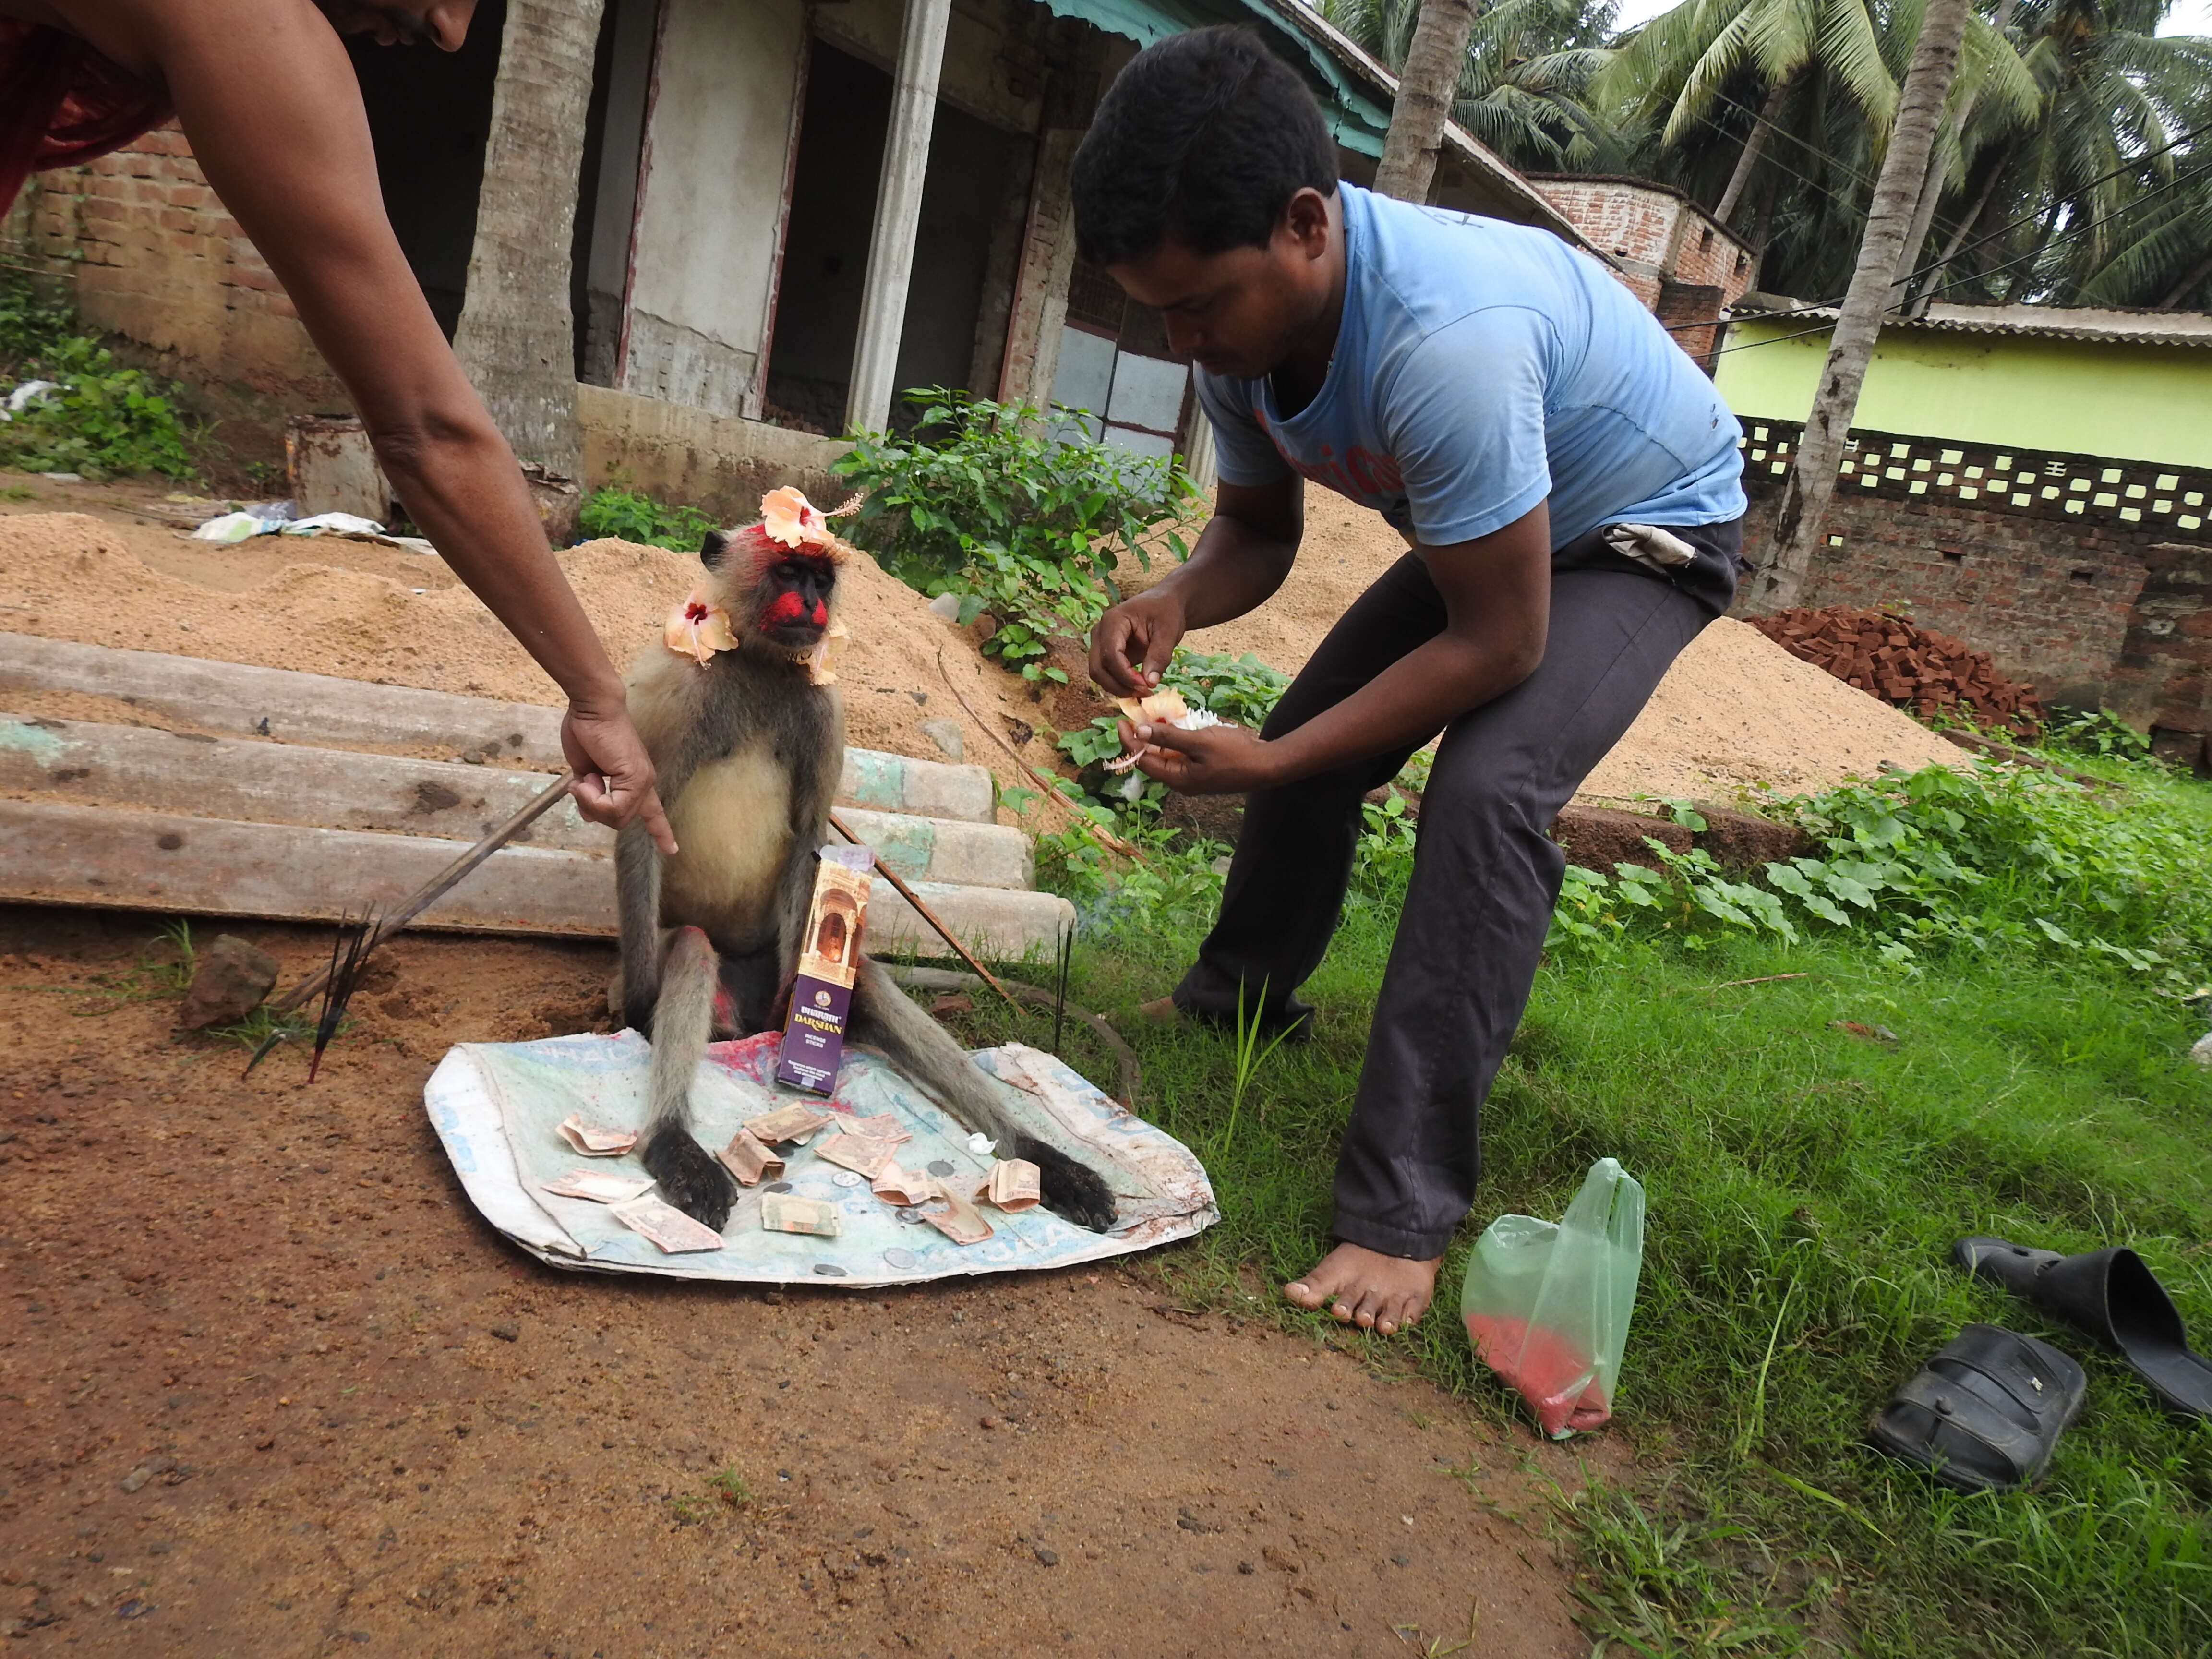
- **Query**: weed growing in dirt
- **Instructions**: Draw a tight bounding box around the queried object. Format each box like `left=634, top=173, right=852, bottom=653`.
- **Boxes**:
left=834, top=388, right=1200, bottom=682
left=709, top=1467, right=753, bottom=1508
left=1008, top=748, right=2212, bottom=1655
left=50, top=919, right=196, bottom=1011
left=1552, top=757, right=2212, bottom=985
left=576, top=483, right=719, bottom=551
left=211, top=1001, right=316, bottom=1063
left=0, top=278, right=201, bottom=481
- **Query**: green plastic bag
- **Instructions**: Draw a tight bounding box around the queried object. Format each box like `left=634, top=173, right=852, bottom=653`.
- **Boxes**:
left=1461, top=1157, right=1645, bottom=1438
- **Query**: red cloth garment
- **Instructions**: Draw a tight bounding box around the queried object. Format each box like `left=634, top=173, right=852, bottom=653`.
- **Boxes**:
left=0, top=21, right=171, bottom=217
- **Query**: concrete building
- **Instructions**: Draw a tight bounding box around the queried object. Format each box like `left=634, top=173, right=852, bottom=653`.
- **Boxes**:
left=1, top=0, right=1729, bottom=516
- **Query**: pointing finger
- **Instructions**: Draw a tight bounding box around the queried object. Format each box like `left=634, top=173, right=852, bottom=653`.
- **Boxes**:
left=633, top=785, right=679, bottom=855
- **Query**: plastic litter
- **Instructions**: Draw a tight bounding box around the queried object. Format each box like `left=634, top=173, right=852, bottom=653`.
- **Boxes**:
left=0, top=379, right=60, bottom=420
left=1461, top=1156, right=1645, bottom=1438
left=280, top=511, right=386, bottom=537
left=191, top=509, right=283, bottom=543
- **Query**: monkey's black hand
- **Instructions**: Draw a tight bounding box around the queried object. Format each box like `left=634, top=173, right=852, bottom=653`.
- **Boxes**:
left=640, top=1125, right=739, bottom=1231
left=1015, top=1135, right=1118, bottom=1233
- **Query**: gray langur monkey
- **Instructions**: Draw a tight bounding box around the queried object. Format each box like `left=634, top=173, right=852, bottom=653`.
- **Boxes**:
left=613, top=505, right=1118, bottom=1235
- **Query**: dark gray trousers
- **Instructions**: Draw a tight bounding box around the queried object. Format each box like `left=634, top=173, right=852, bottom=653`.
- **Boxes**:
left=1173, top=523, right=1739, bottom=1258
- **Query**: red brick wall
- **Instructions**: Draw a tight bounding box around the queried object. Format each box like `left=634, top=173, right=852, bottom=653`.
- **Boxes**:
left=1534, top=178, right=1754, bottom=369
left=2, top=124, right=341, bottom=407
left=1539, top=179, right=1681, bottom=267
left=1736, top=419, right=2212, bottom=733
left=1669, top=216, right=1751, bottom=295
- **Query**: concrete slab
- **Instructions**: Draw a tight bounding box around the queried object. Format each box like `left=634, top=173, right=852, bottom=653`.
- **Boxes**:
left=0, top=632, right=1001, bottom=822
left=0, top=799, right=1073, bottom=958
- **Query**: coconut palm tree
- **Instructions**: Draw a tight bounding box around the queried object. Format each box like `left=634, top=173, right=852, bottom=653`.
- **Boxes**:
left=1322, top=0, right=1627, bottom=174
left=1767, top=0, right=1975, bottom=605
left=1374, top=0, right=1484, bottom=199
left=1912, top=0, right=2212, bottom=304
left=1590, top=0, right=1900, bottom=227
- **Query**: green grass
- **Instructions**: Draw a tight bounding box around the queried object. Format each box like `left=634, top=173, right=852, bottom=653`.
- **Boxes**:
left=977, top=759, right=2212, bottom=1656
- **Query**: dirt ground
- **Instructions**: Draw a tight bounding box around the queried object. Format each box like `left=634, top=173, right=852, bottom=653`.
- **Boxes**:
left=0, top=907, right=1599, bottom=1659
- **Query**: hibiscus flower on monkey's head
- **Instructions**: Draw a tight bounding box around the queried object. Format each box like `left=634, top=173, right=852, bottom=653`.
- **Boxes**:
left=761, top=486, right=832, bottom=549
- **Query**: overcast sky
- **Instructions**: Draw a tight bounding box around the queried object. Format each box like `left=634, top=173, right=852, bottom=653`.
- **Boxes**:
left=1608, top=0, right=2212, bottom=34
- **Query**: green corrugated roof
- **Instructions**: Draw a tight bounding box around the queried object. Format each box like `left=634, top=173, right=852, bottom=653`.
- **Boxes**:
left=1033, top=0, right=1393, bottom=155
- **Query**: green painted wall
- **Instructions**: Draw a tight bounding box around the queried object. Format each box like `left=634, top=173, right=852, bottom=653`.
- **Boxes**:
left=1713, top=318, right=2212, bottom=470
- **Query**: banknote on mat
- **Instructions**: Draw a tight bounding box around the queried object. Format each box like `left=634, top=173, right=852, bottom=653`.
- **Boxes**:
left=555, top=1113, right=637, bottom=1156
left=925, top=1187, right=993, bottom=1247
left=761, top=1193, right=842, bottom=1237
left=743, top=1103, right=835, bottom=1145
left=541, top=1170, right=655, bottom=1204
left=717, top=1128, right=785, bottom=1186
left=843, top=1112, right=913, bottom=1145
left=816, top=1131, right=897, bottom=1178
left=976, top=1158, right=1042, bottom=1212
left=871, top=1161, right=934, bottom=1205
left=611, top=1196, right=726, bottom=1253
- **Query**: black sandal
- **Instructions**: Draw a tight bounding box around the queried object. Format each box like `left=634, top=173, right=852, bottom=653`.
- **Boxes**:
left=1954, top=1237, right=2212, bottom=1420
left=1868, top=1323, right=2085, bottom=1492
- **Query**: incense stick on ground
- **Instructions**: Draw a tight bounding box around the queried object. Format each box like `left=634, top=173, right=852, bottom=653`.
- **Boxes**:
left=270, top=770, right=577, bottom=1016
left=826, top=809, right=1022, bottom=1013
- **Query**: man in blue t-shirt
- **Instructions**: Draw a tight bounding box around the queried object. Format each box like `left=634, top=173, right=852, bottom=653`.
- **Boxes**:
left=1070, top=28, right=1746, bottom=1336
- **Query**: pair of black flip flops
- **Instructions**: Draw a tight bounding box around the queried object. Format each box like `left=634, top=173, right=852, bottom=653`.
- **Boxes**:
left=1867, top=1237, right=2212, bottom=1493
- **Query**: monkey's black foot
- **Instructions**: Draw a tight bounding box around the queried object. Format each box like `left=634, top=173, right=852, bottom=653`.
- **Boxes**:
left=1015, top=1135, right=1118, bottom=1233
left=640, top=1124, right=739, bottom=1231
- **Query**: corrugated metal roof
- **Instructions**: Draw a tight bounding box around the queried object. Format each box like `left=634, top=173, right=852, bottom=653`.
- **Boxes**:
left=1728, top=295, right=2212, bottom=348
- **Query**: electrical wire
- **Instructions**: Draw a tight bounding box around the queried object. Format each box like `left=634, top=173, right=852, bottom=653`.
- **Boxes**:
left=1714, top=154, right=2212, bottom=353
left=1656, top=114, right=2212, bottom=337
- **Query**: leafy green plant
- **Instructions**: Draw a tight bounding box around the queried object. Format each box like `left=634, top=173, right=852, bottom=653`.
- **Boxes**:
left=834, top=388, right=1201, bottom=682
left=1055, top=648, right=1292, bottom=811
left=0, top=287, right=201, bottom=482
left=1161, top=649, right=1288, bottom=727
left=1547, top=758, right=2212, bottom=982
left=577, top=484, right=719, bottom=551
left=0, top=278, right=75, bottom=367
left=2043, top=707, right=2154, bottom=762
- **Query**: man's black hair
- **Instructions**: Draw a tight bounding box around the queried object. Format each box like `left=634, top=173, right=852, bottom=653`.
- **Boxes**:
left=1071, top=26, right=1338, bottom=267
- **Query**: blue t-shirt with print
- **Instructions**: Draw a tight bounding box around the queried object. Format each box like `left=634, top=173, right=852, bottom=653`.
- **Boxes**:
left=1197, top=184, right=1746, bottom=550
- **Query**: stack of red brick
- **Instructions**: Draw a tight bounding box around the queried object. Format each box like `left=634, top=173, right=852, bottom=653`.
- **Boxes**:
left=1746, top=605, right=2045, bottom=736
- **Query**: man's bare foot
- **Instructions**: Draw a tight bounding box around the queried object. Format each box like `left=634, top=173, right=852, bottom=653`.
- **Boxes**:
left=1283, top=1242, right=1442, bottom=1336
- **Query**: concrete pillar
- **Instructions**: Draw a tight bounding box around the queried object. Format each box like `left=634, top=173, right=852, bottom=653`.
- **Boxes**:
left=846, top=0, right=953, bottom=433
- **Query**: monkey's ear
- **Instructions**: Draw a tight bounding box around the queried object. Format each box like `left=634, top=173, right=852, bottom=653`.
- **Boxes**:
left=700, top=529, right=732, bottom=569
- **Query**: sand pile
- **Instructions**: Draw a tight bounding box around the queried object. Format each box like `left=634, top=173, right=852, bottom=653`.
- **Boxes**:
left=1578, top=618, right=1959, bottom=801
left=1120, top=483, right=1961, bottom=801
left=0, top=513, right=1069, bottom=806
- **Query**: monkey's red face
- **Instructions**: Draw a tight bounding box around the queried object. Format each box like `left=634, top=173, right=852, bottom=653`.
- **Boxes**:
left=752, top=553, right=837, bottom=650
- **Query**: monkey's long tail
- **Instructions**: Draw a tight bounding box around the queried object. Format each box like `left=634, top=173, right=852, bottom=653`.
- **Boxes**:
left=851, top=957, right=1118, bottom=1233
left=638, top=926, right=740, bottom=1229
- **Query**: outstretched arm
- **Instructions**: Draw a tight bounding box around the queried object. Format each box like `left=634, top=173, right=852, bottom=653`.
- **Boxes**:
left=55, top=0, right=673, bottom=851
